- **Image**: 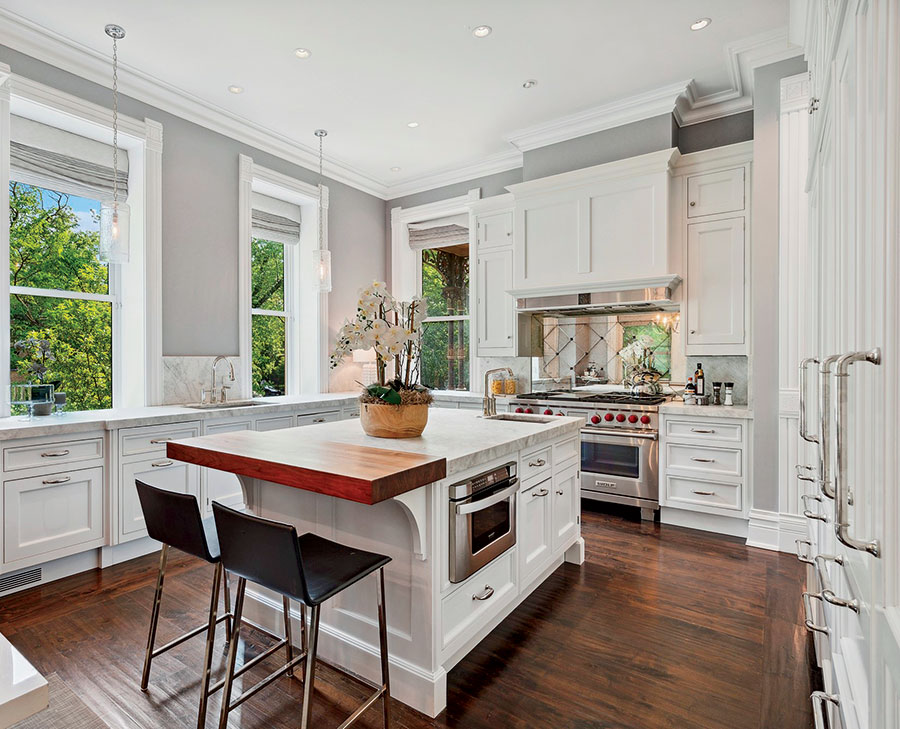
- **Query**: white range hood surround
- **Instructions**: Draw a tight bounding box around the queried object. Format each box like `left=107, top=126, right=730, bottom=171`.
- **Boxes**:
left=506, top=147, right=681, bottom=298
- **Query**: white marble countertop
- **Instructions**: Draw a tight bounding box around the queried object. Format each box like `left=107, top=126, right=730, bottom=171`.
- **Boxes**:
left=659, top=400, right=753, bottom=420
left=270, top=409, right=585, bottom=476
left=0, top=393, right=360, bottom=441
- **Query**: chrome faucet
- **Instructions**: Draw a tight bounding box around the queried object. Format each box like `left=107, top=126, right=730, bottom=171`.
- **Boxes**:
left=206, top=356, right=235, bottom=404
left=483, top=367, right=514, bottom=417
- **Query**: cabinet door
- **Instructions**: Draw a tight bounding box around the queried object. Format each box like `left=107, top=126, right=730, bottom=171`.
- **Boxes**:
left=120, top=458, right=200, bottom=541
left=477, top=248, right=515, bottom=355
left=4, top=466, right=105, bottom=568
left=687, top=167, right=745, bottom=218
left=477, top=210, right=513, bottom=250
left=203, top=420, right=252, bottom=513
left=686, top=217, right=745, bottom=349
left=519, top=478, right=552, bottom=585
left=552, top=466, right=579, bottom=552
left=256, top=415, right=294, bottom=431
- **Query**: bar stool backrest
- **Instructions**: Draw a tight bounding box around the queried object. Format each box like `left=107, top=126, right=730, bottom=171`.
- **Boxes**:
left=136, top=480, right=217, bottom=563
left=212, top=501, right=308, bottom=603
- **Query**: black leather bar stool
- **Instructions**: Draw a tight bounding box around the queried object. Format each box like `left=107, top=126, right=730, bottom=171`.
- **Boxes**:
left=137, top=480, right=293, bottom=729
left=212, top=501, right=393, bottom=729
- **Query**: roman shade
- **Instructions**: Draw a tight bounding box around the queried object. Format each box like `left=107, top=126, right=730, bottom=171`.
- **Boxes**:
left=251, top=191, right=302, bottom=245
left=10, top=115, right=129, bottom=200
left=408, top=213, right=469, bottom=250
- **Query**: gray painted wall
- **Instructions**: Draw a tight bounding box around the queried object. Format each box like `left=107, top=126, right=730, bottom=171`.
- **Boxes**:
left=750, top=56, right=809, bottom=513
left=0, top=45, right=386, bottom=358
left=677, top=111, right=753, bottom=154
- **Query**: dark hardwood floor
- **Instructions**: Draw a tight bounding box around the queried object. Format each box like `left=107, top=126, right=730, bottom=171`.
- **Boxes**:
left=0, top=503, right=818, bottom=729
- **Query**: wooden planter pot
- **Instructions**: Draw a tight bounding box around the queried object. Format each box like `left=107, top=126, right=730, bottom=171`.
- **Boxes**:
left=359, top=402, right=429, bottom=438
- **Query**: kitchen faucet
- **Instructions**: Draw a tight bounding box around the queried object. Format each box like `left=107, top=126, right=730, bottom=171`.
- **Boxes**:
left=206, top=355, right=235, bottom=404
left=483, top=367, right=514, bottom=417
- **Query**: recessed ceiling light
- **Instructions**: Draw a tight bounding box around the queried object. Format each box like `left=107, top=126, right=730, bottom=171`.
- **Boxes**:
left=228, top=85, right=244, bottom=94
left=472, top=25, right=492, bottom=38
left=407, top=121, right=419, bottom=128
left=294, top=47, right=312, bottom=58
left=690, top=17, right=711, bottom=31
left=390, top=166, right=401, bottom=172
left=522, top=79, right=538, bottom=89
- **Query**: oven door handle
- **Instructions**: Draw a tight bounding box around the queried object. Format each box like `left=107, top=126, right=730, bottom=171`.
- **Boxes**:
left=581, top=428, right=658, bottom=441
left=455, top=479, right=519, bottom=515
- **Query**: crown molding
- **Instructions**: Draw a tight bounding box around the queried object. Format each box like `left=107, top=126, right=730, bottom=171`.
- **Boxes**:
left=0, top=8, right=389, bottom=199
left=383, top=149, right=522, bottom=201
left=504, top=80, right=691, bottom=153
left=675, top=27, right=803, bottom=126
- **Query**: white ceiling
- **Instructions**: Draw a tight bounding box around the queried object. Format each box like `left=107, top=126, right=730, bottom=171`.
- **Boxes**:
left=0, top=1, right=792, bottom=198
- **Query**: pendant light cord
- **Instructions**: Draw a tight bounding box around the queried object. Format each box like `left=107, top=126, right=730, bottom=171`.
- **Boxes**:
left=316, top=129, right=327, bottom=250
left=112, top=34, right=119, bottom=207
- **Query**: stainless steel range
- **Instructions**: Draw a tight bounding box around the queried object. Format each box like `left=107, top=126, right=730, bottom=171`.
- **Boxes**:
left=508, top=390, right=669, bottom=520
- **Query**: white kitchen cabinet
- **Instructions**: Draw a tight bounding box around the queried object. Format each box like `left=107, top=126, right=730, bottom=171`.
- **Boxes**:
left=256, top=415, right=294, bottom=431
left=3, top=466, right=105, bottom=568
left=476, top=248, right=515, bottom=355
left=519, top=477, right=552, bottom=586
left=686, top=167, right=745, bottom=218
left=296, top=409, right=342, bottom=427
left=119, top=457, right=200, bottom=541
left=551, top=465, right=579, bottom=552
left=202, top=419, right=252, bottom=513
left=685, top=217, right=745, bottom=350
left=476, top=210, right=513, bottom=251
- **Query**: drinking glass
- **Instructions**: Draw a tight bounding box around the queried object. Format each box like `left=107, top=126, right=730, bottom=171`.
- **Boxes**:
left=10, top=384, right=36, bottom=421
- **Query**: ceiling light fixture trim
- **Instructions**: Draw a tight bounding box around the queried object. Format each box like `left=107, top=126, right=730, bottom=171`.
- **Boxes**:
left=522, top=79, right=538, bottom=89
left=228, top=85, right=244, bottom=94
left=690, top=18, right=711, bottom=31
left=294, top=47, right=312, bottom=58
left=472, top=25, right=492, bottom=38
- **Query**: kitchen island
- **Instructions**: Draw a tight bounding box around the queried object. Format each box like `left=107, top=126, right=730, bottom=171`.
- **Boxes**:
left=169, top=409, right=584, bottom=717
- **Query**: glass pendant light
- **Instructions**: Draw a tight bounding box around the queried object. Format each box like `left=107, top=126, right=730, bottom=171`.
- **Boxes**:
left=99, top=24, right=130, bottom=263
left=313, top=129, right=332, bottom=293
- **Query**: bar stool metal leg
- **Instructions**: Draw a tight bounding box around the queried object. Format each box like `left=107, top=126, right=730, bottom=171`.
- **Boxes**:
left=299, top=602, right=308, bottom=682
left=222, top=570, right=232, bottom=644
left=300, top=605, right=321, bottom=729
left=376, top=568, right=392, bottom=729
left=282, top=596, right=294, bottom=678
left=197, top=562, right=223, bottom=729
left=217, top=577, right=247, bottom=729
left=140, top=544, right=170, bottom=692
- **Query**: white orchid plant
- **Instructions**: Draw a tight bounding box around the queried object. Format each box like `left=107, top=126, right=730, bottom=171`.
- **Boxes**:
left=331, top=281, right=433, bottom=406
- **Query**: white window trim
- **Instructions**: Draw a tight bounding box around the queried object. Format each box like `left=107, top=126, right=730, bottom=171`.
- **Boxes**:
left=390, top=188, right=481, bottom=392
left=0, top=65, right=163, bottom=414
left=238, top=155, right=328, bottom=397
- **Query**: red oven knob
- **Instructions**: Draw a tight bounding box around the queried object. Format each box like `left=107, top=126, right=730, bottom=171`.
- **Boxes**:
left=556, top=412, right=564, bottom=416
left=640, top=415, right=651, bottom=425
left=515, top=407, right=524, bottom=413
left=591, top=415, right=600, bottom=424
left=604, top=413, right=614, bottom=422
left=616, top=413, right=626, bottom=423
left=543, top=409, right=553, bottom=415
left=628, top=414, right=638, bottom=424
left=524, top=407, right=533, bottom=414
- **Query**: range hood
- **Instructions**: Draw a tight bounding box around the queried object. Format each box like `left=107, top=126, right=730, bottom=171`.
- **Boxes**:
left=515, top=275, right=682, bottom=318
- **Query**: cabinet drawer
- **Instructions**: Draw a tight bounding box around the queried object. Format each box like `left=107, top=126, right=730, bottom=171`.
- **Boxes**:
left=3, top=437, right=103, bottom=473
left=666, top=475, right=741, bottom=511
left=442, top=548, right=515, bottom=650
left=553, top=437, right=579, bottom=470
left=120, top=423, right=201, bottom=458
left=667, top=443, right=741, bottom=477
left=521, top=446, right=552, bottom=484
left=297, top=410, right=342, bottom=427
left=687, top=167, right=745, bottom=218
left=256, top=415, right=294, bottom=432
left=120, top=458, right=200, bottom=541
left=665, top=419, right=742, bottom=444
left=4, top=466, right=105, bottom=566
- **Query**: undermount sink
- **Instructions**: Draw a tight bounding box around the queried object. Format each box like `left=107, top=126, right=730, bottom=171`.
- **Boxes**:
left=483, top=413, right=556, bottom=424
left=184, top=400, right=263, bottom=410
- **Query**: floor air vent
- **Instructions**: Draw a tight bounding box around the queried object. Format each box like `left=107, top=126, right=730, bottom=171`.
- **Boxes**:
left=0, top=567, right=42, bottom=594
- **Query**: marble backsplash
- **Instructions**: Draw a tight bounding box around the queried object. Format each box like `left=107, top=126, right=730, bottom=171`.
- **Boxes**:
left=162, top=356, right=245, bottom=405
left=692, top=355, right=749, bottom=405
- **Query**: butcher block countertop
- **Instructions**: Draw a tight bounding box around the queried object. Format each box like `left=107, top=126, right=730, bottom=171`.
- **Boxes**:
left=168, top=409, right=584, bottom=503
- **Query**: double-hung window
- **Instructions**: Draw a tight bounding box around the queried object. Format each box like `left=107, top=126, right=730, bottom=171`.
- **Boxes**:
left=411, top=217, right=471, bottom=391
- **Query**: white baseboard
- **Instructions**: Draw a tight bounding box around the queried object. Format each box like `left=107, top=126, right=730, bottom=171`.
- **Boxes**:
left=747, top=509, right=807, bottom=552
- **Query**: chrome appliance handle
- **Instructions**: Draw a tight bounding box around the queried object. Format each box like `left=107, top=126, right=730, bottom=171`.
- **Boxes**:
left=818, top=354, right=843, bottom=499
left=834, top=349, right=881, bottom=557
left=795, top=539, right=814, bottom=565
left=803, top=508, right=827, bottom=522
left=814, top=554, right=859, bottom=612
left=796, top=464, right=818, bottom=483
left=799, top=357, right=820, bottom=444
left=801, top=493, right=822, bottom=505
left=455, top=480, right=519, bottom=515
left=811, top=692, right=840, bottom=729
left=581, top=428, right=658, bottom=441
left=801, top=592, right=829, bottom=635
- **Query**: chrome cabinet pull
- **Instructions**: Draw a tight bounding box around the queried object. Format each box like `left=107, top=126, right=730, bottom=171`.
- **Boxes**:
left=42, top=476, right=71, bottom=485
left=534, top=488, right=549, bottom=497
left=804, top=508, right=827, bottom=522
left=801, top=592, right=829, bottom=635
left=690, top=428, right=715, bottom=434
left=312, top=418, right=326, bottom=423
left=40, top=450, right=70, bottom=458
left=690, top=457, right=715, bottom=463
left=556, top=489, right=564, bottom=496
left=149, top=438, right=171, bottom=444
left=151, top=460, right=174, bottom=468
left=814, top=554, right=859, bottom=613
left=801, top=493, right=822, bottom=505
left=834, top=348, right=881, bottom=557
left=528, top=458, right=546, bottom=468
left=811, top=691, right=839, bottom=729
left=472, top=585, right=494, bottom=601
left=818, top=354, right=843, bottom=499
left=799, top=357, right=820, bottom=444
left=795, top=539, right=814, bottom=565
left=691, top=489, right=715, bottom=496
